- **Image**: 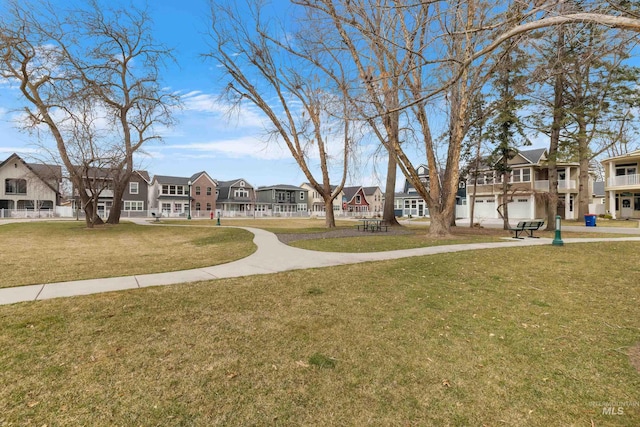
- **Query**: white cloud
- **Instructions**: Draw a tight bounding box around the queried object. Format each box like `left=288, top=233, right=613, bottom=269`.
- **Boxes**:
left=180, top=91, right=266, bottom=129
left=163, top=135, right=291, bottom=160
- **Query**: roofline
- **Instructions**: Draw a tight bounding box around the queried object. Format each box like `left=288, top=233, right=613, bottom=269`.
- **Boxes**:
left=601, top=150, right=640, bottom=163
left=0, top=153, right=61, bottom=195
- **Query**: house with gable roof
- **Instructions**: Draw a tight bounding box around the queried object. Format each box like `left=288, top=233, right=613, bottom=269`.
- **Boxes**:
left=216, top=178, right=255, bottom=217
left=394, top=164, right=466, bottom=218
left=0, top=153, right=62, bottom=217
left=343, top=186, right=370, bottom=215
left=72, top=167, right=152, bottom=218
left=466, top=148, right=585, bottom=220
left=363, top=186, right=384, bottom=215
left=300, top=182, right=345, bottom=217
left=148, top=171, right=216, bottom=217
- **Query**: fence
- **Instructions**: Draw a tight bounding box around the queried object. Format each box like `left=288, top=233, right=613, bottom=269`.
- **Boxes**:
left=0, top=208, right=56, bottom=218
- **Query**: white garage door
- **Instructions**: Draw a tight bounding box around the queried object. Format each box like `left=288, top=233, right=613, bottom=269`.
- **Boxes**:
left=473, top=197, right=496, bottom=218
left=508, top=198, right=531, bottom=219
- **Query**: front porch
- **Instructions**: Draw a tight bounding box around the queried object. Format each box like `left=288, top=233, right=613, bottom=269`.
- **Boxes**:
left=605, top=191, right=640, bottom=219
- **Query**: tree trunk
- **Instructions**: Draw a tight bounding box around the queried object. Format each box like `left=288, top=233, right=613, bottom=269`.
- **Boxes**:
left=107, top=184, right=125, bottom=225
left=546, top=69, right=564, bottom=230
left=324, top=198, right=336, bottom=228
left=382, top=154, right=400, bottom=226
left=577, top=118, right=590, bottom=218
left=428, top=209, right=449, bottom=236
left=501, top=172, right=510, bottom=230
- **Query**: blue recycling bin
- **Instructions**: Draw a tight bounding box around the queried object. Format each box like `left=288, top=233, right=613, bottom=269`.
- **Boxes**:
left=584, top=214, right=597, bottom=227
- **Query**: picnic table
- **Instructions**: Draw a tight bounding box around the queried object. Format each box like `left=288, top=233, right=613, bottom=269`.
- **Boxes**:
left=356, top=219, right=388, bottom=232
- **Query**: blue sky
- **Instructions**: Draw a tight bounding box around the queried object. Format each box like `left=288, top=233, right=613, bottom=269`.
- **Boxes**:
left=0, top=0, right=391, bottom=189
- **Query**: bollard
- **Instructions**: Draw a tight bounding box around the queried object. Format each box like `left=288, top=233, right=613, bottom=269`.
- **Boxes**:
left=552, top=215, right=563, bottom=246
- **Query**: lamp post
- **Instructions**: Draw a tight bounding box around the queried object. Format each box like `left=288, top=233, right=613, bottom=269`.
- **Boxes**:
left=552, top=214, right=563, bottom=246
left=187, top=180, right=192, bottom=220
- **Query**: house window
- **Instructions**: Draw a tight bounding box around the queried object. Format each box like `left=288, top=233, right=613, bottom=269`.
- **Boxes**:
left=239, top=181, right=245, bottom=187
left=174, top=203, right=182, bottom=213
left=616, top=165, right=637, bottom=176
left=522, top=169, right=530, bottom=182
left=195, top=186, right=201, bottom=195
left=207, top=187, right=212, bottom=196
left=513, top=170, right=521, bottom=183
left=161, top=185, right=169, bottom=195
left=176, top=186, right=184, bottom=195
left=195, top=202, right=201, bottom=211
left=123, top=201, right=144, bottom=211
left=206, top=203, right=212, bottom=211
left=297, top=203, right=307, bottom=211
left=356, top=195, right=361, bottom=204
left=169, top=185, right=176, bottom=195
left=300, top=191, right=305, bottom=200
left=162, top=203, right=171, bottom=212
left=234, top=189, right=249, bottom=198
left=277, top=192, right=286, bottom=202
left=129, top=182, right=139, bottom=194
left=634, top=194, right=640, bottom=211
left=5, top=178, right=27, bottom=194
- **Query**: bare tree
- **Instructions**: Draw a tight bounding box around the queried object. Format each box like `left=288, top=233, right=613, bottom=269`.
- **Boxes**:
left=206, top=1, right=352, bottom=228
left=0, top=0, right=178, bottom=227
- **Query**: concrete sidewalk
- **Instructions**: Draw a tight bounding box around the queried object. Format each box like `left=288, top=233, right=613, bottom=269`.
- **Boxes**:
left=2, top=222, right=640, bottom=306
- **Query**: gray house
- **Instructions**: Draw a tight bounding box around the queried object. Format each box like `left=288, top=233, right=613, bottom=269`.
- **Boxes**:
left=216, top=178, right=255, bottom=217
left=255, top=184, right=308, bottom=216
left=121, top=171, right=151, bottom=217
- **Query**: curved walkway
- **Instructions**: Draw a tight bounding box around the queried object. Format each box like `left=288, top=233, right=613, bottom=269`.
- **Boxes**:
left=1, top=223, right=640, bottom=306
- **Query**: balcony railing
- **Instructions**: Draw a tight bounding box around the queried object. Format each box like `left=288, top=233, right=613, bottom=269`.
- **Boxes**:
left=607, top=174, right=640, bottom=187
left=534, top=180, right=577, bottom=191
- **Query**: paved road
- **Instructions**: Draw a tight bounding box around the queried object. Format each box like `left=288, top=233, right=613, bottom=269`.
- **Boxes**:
left=1, top=218, right=639, bottom=306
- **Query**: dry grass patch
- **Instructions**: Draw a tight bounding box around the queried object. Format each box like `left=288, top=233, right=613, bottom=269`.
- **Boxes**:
left=287, top=225, right=634, bottom=252
left=165, top=217, right=356, bottom=231
left=0, top=221, right=255, bottom=288
left=1, top=242, right=639, bottom=425
left=563, top=218, right=640, bottom=228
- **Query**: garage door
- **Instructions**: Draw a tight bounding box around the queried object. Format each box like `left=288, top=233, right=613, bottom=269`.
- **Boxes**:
left=508, top=197, right=531, bottom=219
left=473, top=197, right=496, bottom=218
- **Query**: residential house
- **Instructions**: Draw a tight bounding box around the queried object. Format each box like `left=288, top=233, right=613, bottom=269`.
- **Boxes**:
left=72, top=167, right=150, bottom=218
left=216, top=178, right=255, bottom=217
left=363, top=186, right=384, bottom=215
left=149, top=172, right=216, bottom=218
left=255, top=184, right=308, bottom=216
left=591, top=181, right=605, bottom=215
left=601, top=150, right=640, bottom=219
left=0, top=153, right=61, bottom=217
left=121, top=171, right=151, bottom=217
left=393, top=165, right=467, bottom=218
left=189, top=171, right=217, bottom=218
left=394, top=164, right=430, bottom=217
left=343, top=186, right=370, bottom=215
left=466, top=148, right=584, bottom=220
left=300, top=183, right=345, bottom=216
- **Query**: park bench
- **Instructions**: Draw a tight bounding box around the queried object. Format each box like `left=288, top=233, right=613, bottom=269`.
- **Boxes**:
left=509, top=220, right=545, bottom=239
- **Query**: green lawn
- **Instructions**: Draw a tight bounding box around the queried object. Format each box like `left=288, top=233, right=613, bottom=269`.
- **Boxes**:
left=1, top=242, right=638, bottom=425
left=0, top=221, right=256, bottom=288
